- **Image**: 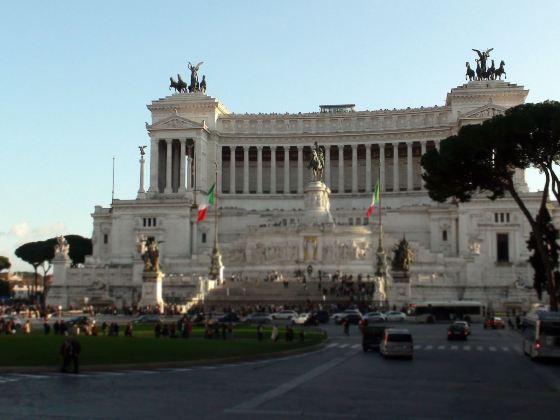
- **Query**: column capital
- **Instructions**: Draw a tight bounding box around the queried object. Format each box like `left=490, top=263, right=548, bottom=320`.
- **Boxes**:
left=338, top=144, right=344, bottom=150
left=407, top=142, right=413, bottom=149
left=351, top=144, right=358, bottom=150
left=243, top=145, right=250, bottom=151
left=297, top=145, right=304, bottom=151
left=392, top=141, right=399, bottom=147
left=269, top=145, right=277, bottom=151
left=256, top=145, right=263, bottom=151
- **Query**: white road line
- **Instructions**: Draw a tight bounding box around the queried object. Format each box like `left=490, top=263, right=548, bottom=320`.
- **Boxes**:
left=437, top=345, right=445, bottom=350
left=338, top=344, right=349, bottom=349
left=351, top=344, right=360, bottom=349
left=90, top=371, right=125, bottom=376
left=119, top=370, right=158, bottom=375
left=327, top=343, right=338, bottom=348
left=9, top=373, right=49, bottom=379
left=477, top=346, right=484, bottom=351
left=450, top=345, right=458, bottom=351
left=502, top=346, right=510, bottom=352
left=489, top=346, right=497, bottom=352
left=425, top=345, right=433, bottom=350
left=228, top=356, right=347, bottom=411
left=413, top=344, right=421, bottom=350
left=463, top=346, right=471, bottom=351
left=200, top=366, right=217, bottom=369
left=0, top=378, right=18, bottom=384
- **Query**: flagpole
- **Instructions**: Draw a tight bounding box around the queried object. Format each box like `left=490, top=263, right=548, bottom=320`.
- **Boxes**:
left=214, top=161, right=219, bottom=248
left=209, top=159, right=224, bottom=283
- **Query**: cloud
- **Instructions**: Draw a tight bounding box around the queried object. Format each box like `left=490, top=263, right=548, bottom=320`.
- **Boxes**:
left=0, top=222, right=67, bottom=272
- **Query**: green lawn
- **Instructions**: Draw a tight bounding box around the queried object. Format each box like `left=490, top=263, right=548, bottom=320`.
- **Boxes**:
left=0, top=325, right=326, bottom=367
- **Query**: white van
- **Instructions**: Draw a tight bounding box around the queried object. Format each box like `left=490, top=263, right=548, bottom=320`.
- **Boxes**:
left=380, top=328, right=414, bottom=359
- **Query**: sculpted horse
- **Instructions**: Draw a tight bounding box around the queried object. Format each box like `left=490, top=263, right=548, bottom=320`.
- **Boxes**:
left=465, top=62, right=475, bottom=81
left=308, top=148, right=324, bottom=182
left=475, top=59, right=482, bottom=81
left=494, top=60, right=506, bottom=80
left=169, top=74, right=188, bottom=93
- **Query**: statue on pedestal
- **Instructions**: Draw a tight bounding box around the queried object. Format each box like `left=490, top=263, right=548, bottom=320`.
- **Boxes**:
left=137, top=236, right=161, bottom=272
left=307, top=142, right=325, bottom=182
left=55, top=235, right=69, bottom=257
left=392, top=237, right=413, bottom=272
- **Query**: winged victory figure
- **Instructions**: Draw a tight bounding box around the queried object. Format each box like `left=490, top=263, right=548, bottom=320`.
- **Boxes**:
left=188, top=61, right=204, bottom=92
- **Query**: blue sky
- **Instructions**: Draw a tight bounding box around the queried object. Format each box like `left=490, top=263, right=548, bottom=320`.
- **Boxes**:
left=2, top=0, right=559, bottom=271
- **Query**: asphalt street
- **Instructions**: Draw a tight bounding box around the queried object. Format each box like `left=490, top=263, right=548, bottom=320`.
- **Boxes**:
left=1, top=322, right=559, bottom=419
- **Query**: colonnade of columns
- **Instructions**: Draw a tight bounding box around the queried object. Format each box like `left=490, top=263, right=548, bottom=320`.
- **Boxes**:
left=148, top=139, right=195, bottom=194
left=221, top=140, right=440, bottom=195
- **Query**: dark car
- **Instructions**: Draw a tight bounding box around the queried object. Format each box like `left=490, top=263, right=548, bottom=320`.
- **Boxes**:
left=133, top=314, right=161, bottom=324
left=447, top=323, right=469, bottom=340
left=66, top=316, right=92, bottom=327
left=312, top=310, right=330, bottom=324
left=217, top=313, right=240, bottom=323
left=484, top=317, right=505, bottom=329
left=362, top=326, right=386, bottom=352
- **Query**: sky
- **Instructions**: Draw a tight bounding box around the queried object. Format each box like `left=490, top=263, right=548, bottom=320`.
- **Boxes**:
left=1, top=0, right=559, bottom=272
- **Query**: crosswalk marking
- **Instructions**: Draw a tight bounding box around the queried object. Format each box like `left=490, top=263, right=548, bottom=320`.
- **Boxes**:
left=450, top=345, right=458, bottom=351
left=425, top=345, right=433, bottom=350
left=477, top=346, right=484, bottom=351
left=351, top=344, right=360, bottom=349
left=327, top=343, right=337, bottom=348
left=464, top=346, right=471, bottom=351
left=502, top=346, right=510, bottom=352
left=338, top=344, right=348, bottom=349
left=437, top=345, right=445, bottom=350
left=489, top=346, right=497, bottom=352
left=414, top=344, right=421, bottom=350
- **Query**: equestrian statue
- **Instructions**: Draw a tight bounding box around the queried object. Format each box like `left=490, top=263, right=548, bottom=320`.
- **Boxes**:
left=307, top=142, right=325, bottom=182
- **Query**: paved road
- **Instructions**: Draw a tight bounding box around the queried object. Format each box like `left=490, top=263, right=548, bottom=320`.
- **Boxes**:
left=1, top=322, right=560, bottom=419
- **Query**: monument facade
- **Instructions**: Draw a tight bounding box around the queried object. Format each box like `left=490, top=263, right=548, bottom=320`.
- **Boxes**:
left=48, top=58, right=550, bottom=312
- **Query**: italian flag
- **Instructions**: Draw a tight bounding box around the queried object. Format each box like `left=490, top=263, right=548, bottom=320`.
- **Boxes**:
left=197, top=183, right=216, bottom=223
left=367, top=180, right=380, bottom=219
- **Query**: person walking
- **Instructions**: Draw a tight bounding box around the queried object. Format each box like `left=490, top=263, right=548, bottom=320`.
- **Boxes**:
left=60, top=335, right=81, bottom=374
left=271, top=324, right=279, bottom=342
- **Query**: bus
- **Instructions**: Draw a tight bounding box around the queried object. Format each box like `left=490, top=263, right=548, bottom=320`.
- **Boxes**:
left=409, top=301, right=486, bottom=323
left=521, top=309, right=560, bottom=360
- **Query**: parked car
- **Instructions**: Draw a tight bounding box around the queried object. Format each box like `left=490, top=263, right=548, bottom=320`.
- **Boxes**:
left=271, top=310, right=298, bottom=321
left=312, top=310, right=330, bottom=324
left=484, top=317, right=505, bottom=329
left=332, top=309, right=363, bottom=325
left=447, top=323, right=469, bottom=340
left=363, top=312, right=386, bottom=323
left=243, top=312, right=273, bottom=324
left=216, top=313, right=240, bottom=323
left=380, top=328, right=414, bottom=359
left=66, top=316, right=93, bottom=327
left=384, top=311, right=407, bottom=322
left=362, top=325, right=387, bottom=352
left=133, top=314, right=161, bottom=324
left=293, top=313, right=312, bottom=325
left=452, top=320, right=471, bottom=335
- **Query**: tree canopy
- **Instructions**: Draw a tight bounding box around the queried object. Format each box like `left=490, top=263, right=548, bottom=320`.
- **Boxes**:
left=421, top=101, right=560, bottom=310
left=0, top=256, right=11, bottom=272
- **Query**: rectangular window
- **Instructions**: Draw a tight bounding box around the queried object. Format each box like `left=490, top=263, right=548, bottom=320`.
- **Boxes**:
left=103, top=234, right=108, bottom=244
left=153, top=218, right=157, bottom=227
left=348, top=218, right=354, bottom=226
left=495, top=213, right=499, bottom=223
left=143, top=218, right=147, bottom=227
left=500, top=213, right=504, bottom=223
left=506, top=213, right=510, bottom=223
left=497, top=233, right=509, bottom=262
left=442, top=230, right=448, bottom=242
left=202, top=233, right=207, bottom=243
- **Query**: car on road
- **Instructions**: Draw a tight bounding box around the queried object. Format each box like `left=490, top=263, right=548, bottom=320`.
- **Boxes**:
left=362, top=325, right=386, bottom=352
left=216, top=313, right=240, bottom=323
left=332, top=309, right=363, bottom=325
left=243, top=312, right=273, bottom=324
left=384, top=311, right=407, bottom=322
left=66, top=316, right=94, bottom=327
left=484, top=317, right=505, bottom=329
left=293, top=313, right=312, bottom=325
left=380, top=328, right=414, bottom=359
left=133, top=314, right=161, bottom=324
left=452, top=320, right=471, bottom=335
left=363, top=312, right=386, bottom=323
left=447, top=323, right=469, bottom=340
left=311, top=310, right=330, bottom=324
left=271, top=310, right=298, bottom=321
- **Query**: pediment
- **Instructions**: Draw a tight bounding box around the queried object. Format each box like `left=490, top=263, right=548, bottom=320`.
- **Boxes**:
left=147, top=115, right=206, bottom=131
left=460, top=104, right=506, bottom=120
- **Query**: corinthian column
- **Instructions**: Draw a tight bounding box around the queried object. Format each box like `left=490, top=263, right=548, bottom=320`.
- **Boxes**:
left=351, top=144, right=358, bottom=193
left=407, top=142, right=413, bottom=191
left=420, top=141, right=427, bottom=190
left=164, top=139, right=172, bottom=194
left=229, top=146, right=236, bottom=194
left=216, top=145, right=222, bottom=194
left=325, top=145, right=331, bottom=186
left=257, top=146, right=263, bottom=194
left=297, top=146, right=303, bottom=194
left=148, top=138, right=158, bottom=193
left=338, top=145, right=344, bottom=193
left=379, top=143, right=386, bottom=192
left=243, top=146, right=249, bottom=194
left=365, top=144, right=372, bottom=192
left=179, top=139, right=186, bottom=192
left=284, top=146, right=290, bottom=193
left=392, top=142, right=399, bottom=192
left=270, top=146, right=277, bottom=194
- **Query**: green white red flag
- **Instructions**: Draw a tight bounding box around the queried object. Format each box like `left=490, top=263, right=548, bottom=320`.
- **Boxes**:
left=367, top=180, right=380, bottom=219
left=197, top=183, right=216, bottom=223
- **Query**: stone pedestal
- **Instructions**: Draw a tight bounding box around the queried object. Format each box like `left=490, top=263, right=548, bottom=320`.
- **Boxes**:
left=138, top=271, right=164, bottom=311
left=46, top=253, right=71, bottom=309
left=301, top=181, right=334, bottom=227
left=389, top=270, right=411, bottom=309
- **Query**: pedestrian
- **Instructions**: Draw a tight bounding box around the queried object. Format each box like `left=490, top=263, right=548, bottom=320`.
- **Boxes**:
left=257, top=324, right=264, bottom=341
left=125, top=322, right=133, bottom=337
left=60, top=335, right=81, bottom=374
left=343, top=318, right=350, bottom=336
left=271, top=324, right=279, bottom=342
left=44, top=321, right=51, bottom=335
left=101, top=321, right=108, bottom=336
left=154, top=322, right=162, bottom=338
left=53, top=320, right=60, bottom=335
left=23, top=320, right=31, bottom=334
left=221, top=323, right=227, bottom=340
left=299, top=329, right=305, bottom=342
